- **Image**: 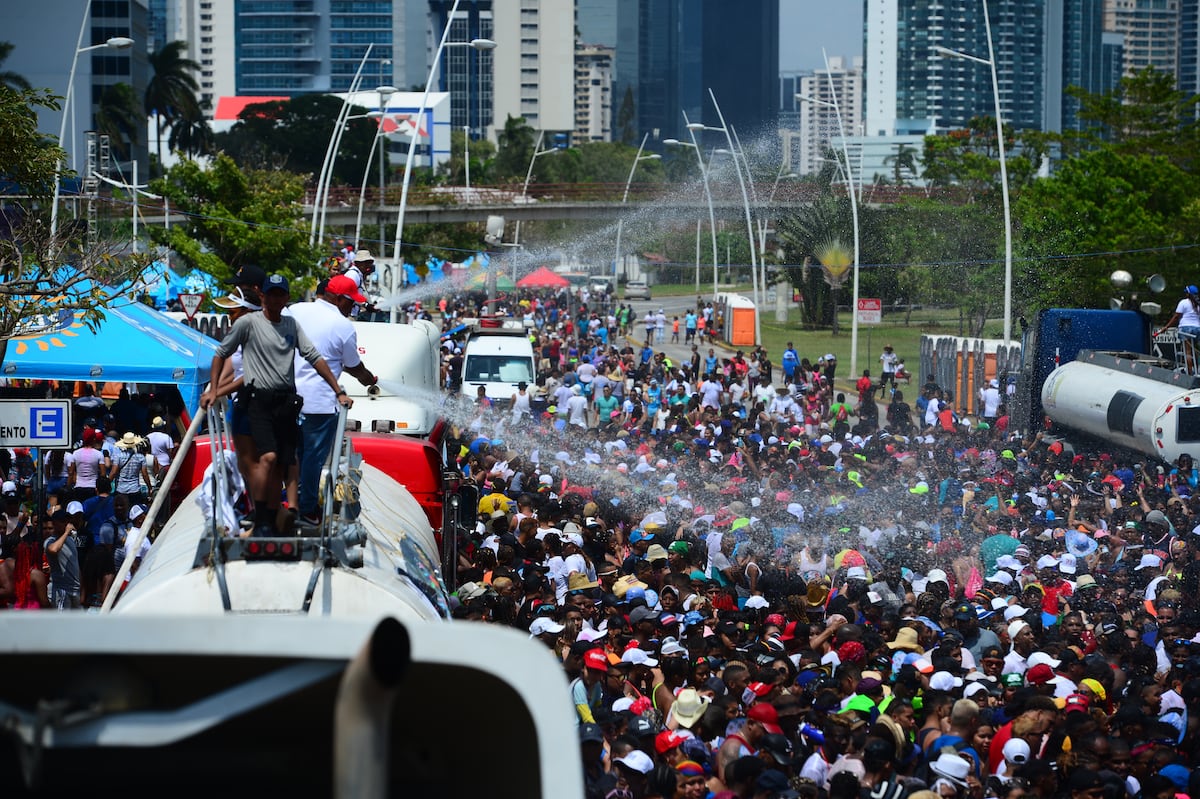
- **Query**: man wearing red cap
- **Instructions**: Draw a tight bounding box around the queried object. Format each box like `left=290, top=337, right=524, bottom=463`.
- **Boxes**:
left=717, top=702, right=774, bottom=782
left=286, top=275, right=378, bottom=526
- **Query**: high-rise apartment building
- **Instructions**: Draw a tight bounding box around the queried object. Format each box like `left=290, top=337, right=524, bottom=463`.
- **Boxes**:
left=865, top=0, right=1112, bottom=135
left=575, top=45, right=614, bottom=143
left=429, top=1, right=494, bottom=138
left=490, top=0, right=574, bottom=136
left=1106, top=0, right=1180, bottom=76
left=796, top=57, right=864, bottom=177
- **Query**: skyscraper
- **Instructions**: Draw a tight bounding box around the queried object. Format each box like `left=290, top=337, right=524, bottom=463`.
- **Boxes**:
left=429, top=1, right=494, bottom=138
left=8, top=0, right=150, bottom=174
left=575, top=45, right=615, bottom=143
left=585, top=0, right=779, bottom=144
left=797, top=58, right=864, bottom=177
left=1106, top=0, right=1180, bottom=77
left=865, top=0, right=1112, bottom=135
left=491, top=0, right=574, bottom=135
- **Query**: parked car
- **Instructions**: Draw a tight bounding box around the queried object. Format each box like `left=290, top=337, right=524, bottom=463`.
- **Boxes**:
left=624, top=281, right=651, bottom=300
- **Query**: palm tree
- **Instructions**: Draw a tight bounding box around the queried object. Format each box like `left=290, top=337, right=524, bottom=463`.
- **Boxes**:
left=883, top=142, right=919, bottom=186
left=95, top=82, right=143, bottom=161
left=0, top=42, right=30, bottom=91
left=168, top=114, right=215, bottom=158
left=145, top=41, right=201, bottom=172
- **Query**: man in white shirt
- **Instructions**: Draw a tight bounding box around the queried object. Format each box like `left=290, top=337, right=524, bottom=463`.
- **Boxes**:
left=288, top=276, right=378, bottom=524
left=699, top=375, right=723, bottom=409
left=566, top=385, right=590, bottom=428
left=979, top=378, right=1002, bottom=420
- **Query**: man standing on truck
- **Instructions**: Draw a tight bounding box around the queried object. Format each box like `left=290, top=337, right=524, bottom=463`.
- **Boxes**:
left=202, top=274, right=353, bottom=537
left=287, top=275, right=379, bottom=526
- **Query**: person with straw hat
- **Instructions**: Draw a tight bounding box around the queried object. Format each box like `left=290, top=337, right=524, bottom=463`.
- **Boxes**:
left=109, top=433, right=151, bottom=505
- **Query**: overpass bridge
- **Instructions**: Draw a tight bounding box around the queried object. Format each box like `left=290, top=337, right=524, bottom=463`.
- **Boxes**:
left=302, top=181, right=945, bottom=228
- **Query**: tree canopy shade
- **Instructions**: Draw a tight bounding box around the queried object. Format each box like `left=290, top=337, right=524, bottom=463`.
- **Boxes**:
left=1016, top=149, right=1200, bottom=309
left=147, top=154, right=318, bottom=288
left=0, top=42, right=30, bottom=92
left=213, top=94, right=376, bottom=186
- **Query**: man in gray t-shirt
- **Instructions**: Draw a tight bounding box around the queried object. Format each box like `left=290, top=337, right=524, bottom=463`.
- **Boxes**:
left=203, top=274, right=351, bottom=536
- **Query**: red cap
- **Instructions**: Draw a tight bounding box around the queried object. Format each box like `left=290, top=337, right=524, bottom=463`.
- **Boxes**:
left=655, top=729, right=688, bottom=754
left=747, top=681, right=773, bottom=698
left=1063, top=693, right=1090, bottom=713
left=584, top=649, right=609, bottom=672
left=747, top=703, right=783, bottom=735
left=1026, top=664, right=1055, bottom=684
left=326, top=274, right=368, bottom=304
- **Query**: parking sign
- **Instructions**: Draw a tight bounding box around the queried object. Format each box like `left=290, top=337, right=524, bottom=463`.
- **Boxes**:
left=0, top=400, right=72, bottom=447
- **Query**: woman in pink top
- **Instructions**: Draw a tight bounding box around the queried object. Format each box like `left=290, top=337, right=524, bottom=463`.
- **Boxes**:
left=68, top=428, right=110, bottom=500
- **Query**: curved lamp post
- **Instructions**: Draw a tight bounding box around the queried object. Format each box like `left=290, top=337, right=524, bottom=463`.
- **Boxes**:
left=310, top=45, right=376, bottom=246
left=933, top=1, right=1012, bottom=343
left=689, top=89, right=761, bottom=345
left=797, top=84, right=861, bottom=375
left=353, top=87, right=397, bottom=246
left=612, top=132, right=660, bottom=283
left=390, top=0, right=496, bottom=322
left=50, top=28, right=135, bottom=239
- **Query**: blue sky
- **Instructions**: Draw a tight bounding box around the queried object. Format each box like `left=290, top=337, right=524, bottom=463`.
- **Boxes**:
left=779, top=2, right=863, bottom=71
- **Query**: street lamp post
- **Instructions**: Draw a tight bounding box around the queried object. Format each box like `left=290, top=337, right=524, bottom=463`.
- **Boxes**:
left=310, top=44, right=376, bottom=246
left=49, top=15, right=135, bottom=239
left=93, top=168, right=166, bottom=256
left=666, top=112, right=720, bottom=298
left=933, top=1, right=1013, bottom=343
left=353, top=87, right=398, bottom=246
left=796, top=48, right=862, bottom=376
left=690, top=89, right=761, bottom=345
left=513, top=130, right=561, bottom=252
left=391, top=0, right=496, bottom=322
left=612, top=132, right=660, bottom=283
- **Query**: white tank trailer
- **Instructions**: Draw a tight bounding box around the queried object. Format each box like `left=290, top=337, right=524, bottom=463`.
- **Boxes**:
left=1041, top=349, right=1200, bottom=463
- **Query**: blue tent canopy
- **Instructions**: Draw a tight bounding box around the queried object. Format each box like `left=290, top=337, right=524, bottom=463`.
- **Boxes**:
left=2, top=298, right=218, bottom=411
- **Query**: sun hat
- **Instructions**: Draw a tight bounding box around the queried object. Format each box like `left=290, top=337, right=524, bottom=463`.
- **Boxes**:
left=212, top=287, right=261, bottom=311
left=672, top=688, right=709, bottom=729
left=929, top=752, right=971, bottom=787
left=115, top=432, right=144, bottom=449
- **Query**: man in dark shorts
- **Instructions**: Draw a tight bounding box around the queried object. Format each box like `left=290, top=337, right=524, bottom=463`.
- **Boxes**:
left=202, top=274, right=352, bottom=536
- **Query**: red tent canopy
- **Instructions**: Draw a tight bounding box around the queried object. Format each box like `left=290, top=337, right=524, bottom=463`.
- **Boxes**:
left=516, top=267, right=570, bottom=289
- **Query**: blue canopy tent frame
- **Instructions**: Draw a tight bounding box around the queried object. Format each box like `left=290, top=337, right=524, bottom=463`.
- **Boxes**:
left=2, top=296, right=218, bottom=412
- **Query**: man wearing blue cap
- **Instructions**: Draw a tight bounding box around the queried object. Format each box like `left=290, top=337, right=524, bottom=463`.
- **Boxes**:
left=203, top=274, right=352, bottom=536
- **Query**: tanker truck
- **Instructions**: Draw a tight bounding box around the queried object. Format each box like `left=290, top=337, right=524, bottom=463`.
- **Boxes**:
left=0, top=407, right=583, bottom=798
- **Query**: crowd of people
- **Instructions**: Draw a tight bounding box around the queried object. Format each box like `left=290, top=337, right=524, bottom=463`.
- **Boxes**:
left=3, top=271, right=1199, bottom=798
left=435, top=291, right=1200, bottom=799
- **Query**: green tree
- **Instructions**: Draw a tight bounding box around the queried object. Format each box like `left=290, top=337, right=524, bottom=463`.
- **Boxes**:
left=1067, top=67, right=1200, bottom=167
left=1016, top=149, right=1200, bottom=309
left=94, top=82, right=143, bottom=162
left=0, top=42, right=30, bottom=91
left=0, top=85, right=148, bottom=363
left=168, top=112, right=215, bottom=158
left=145, top=41, right=202, bottom=173
left=147, top=154, right=319, bottom=289
left=921, top=117, right=1046, bottom=201
left=777, top=194, right=870, bottom=328
left=214, top=94, right=375, bottom=186
left=438, top=128, right=496, bottom=185
left=491, top=115, right=537, bottom=182
left=883, top=142, right=919, bottom=186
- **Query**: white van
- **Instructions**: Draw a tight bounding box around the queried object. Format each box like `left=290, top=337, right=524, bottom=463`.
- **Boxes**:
left=461, top=327, right=536, bottom=403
